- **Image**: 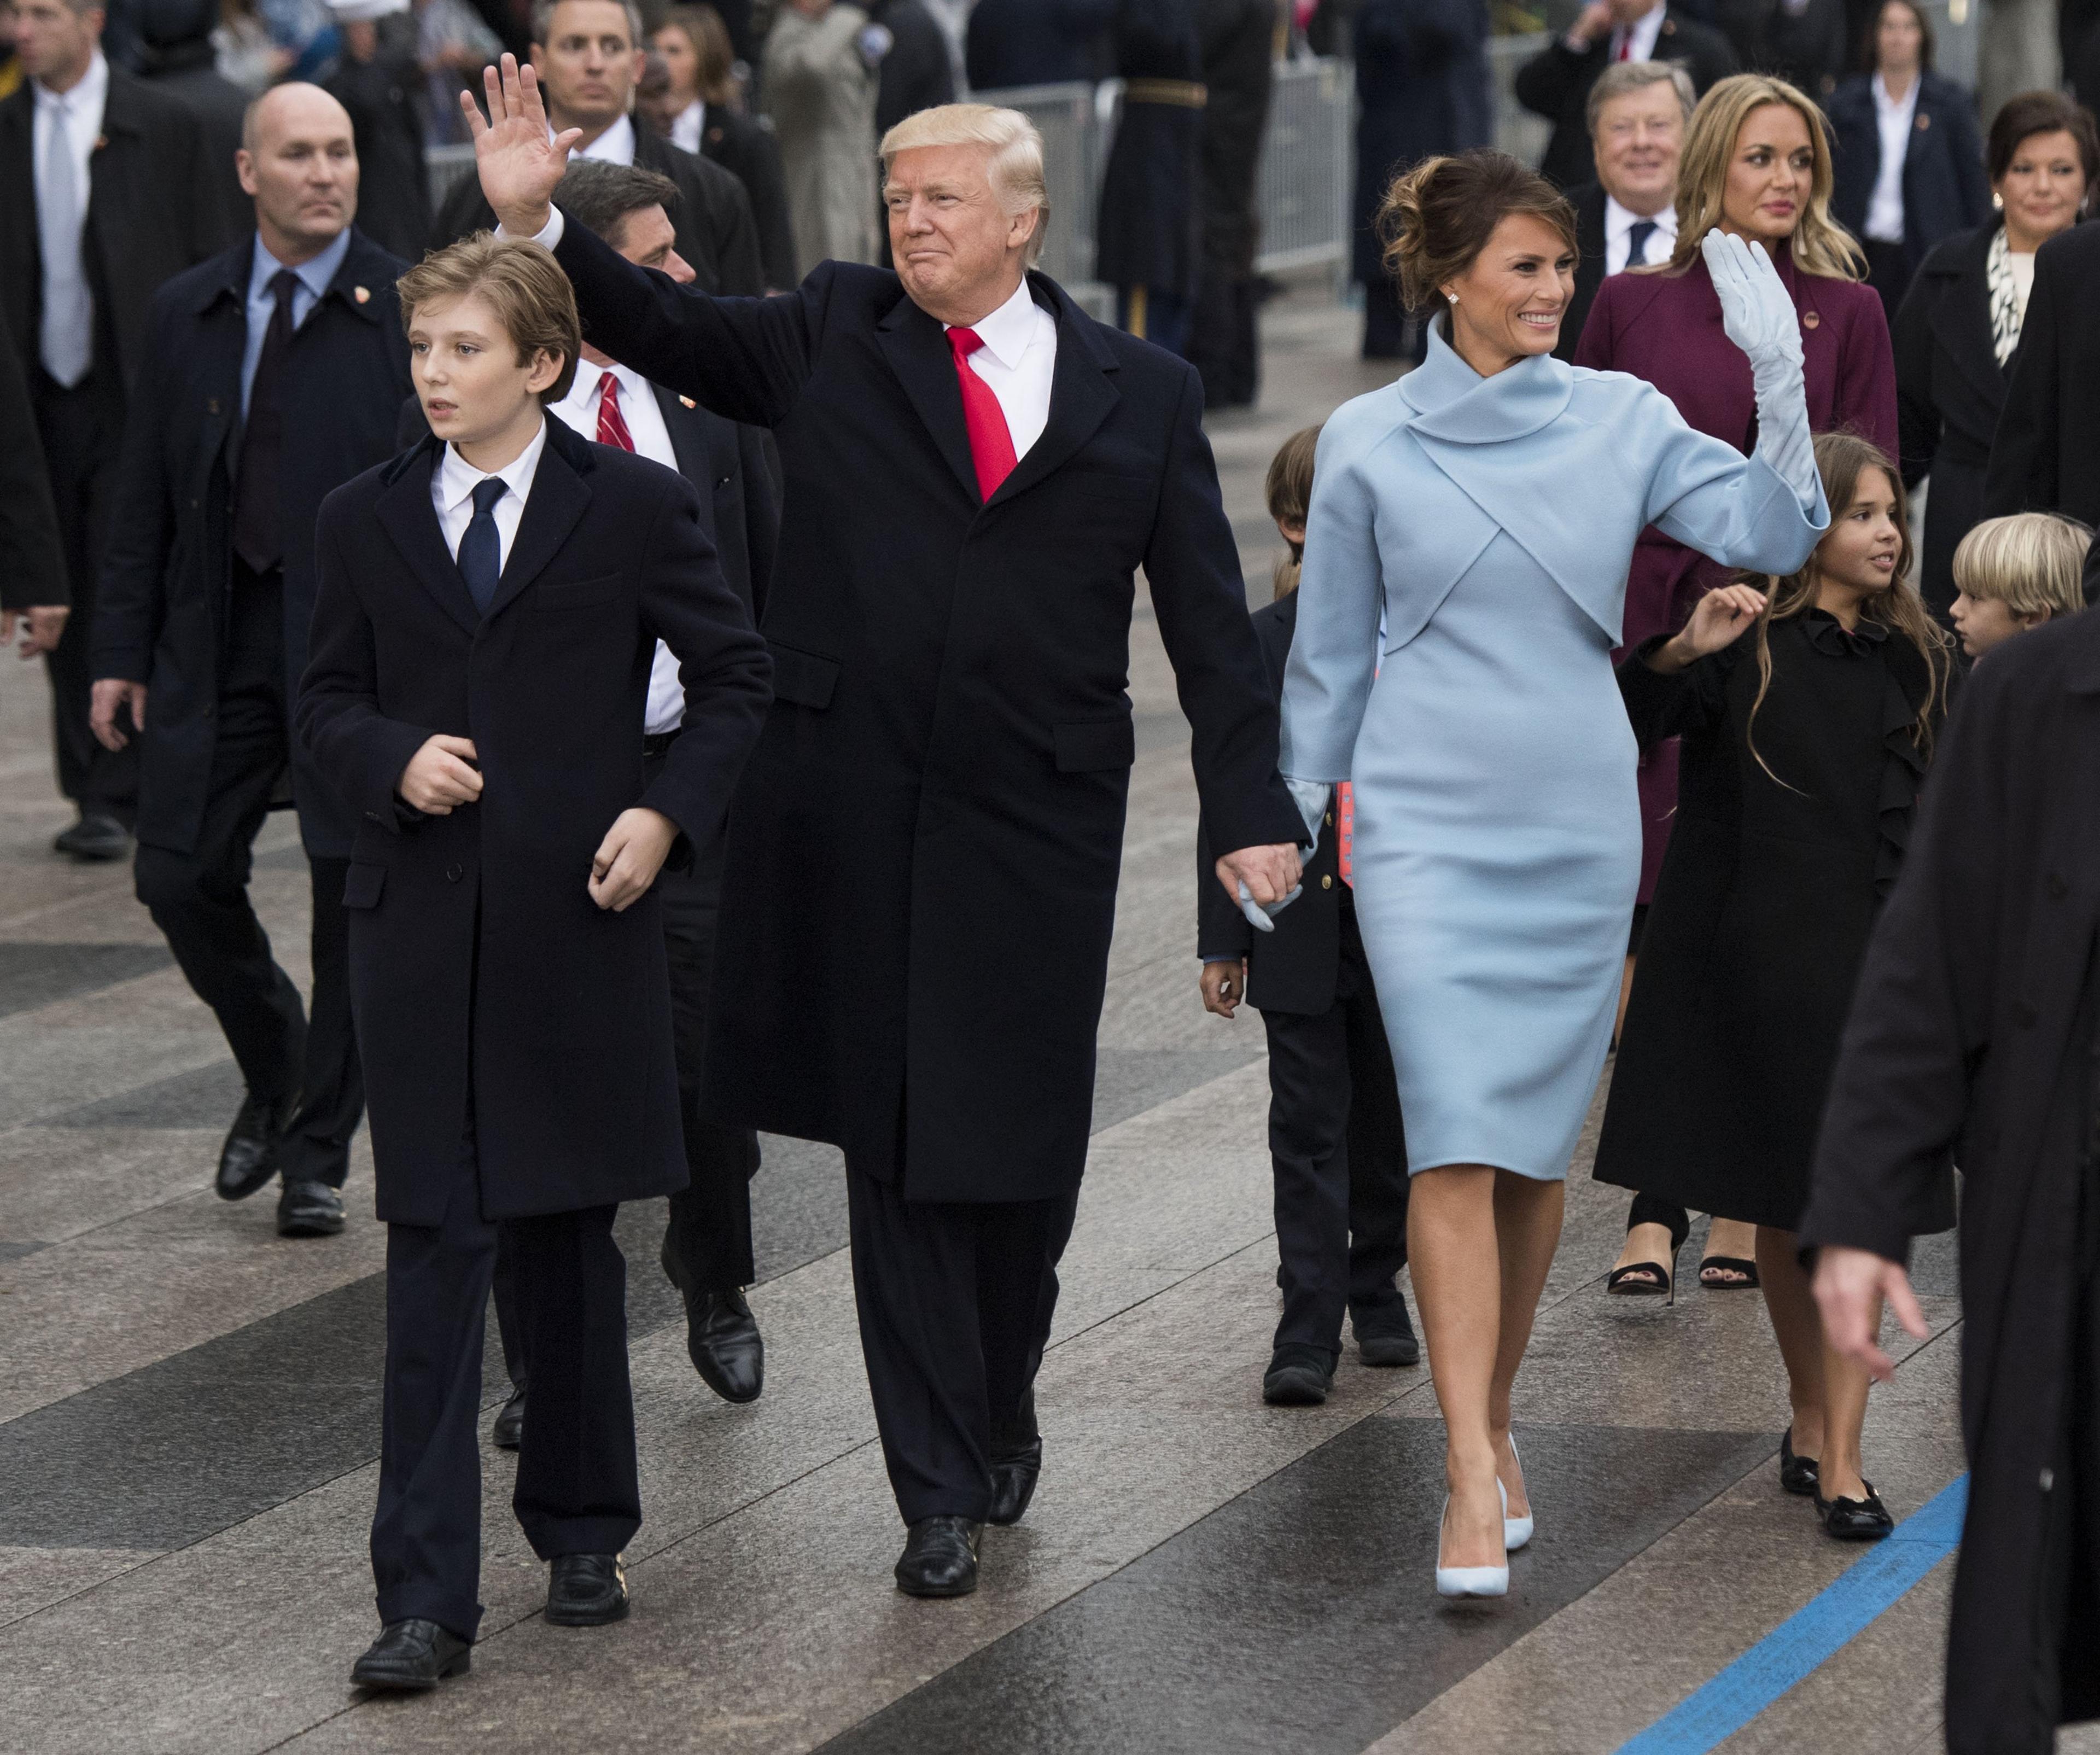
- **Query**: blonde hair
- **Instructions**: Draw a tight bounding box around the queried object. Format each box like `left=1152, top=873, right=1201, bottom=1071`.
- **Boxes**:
left=879, top=103, right=1050, bottom=269
left=1265, top=424, right=1321, bottom=599
left=1952, top=512, right=2094, bottom=619
left=1739, top=434, right=1951, bottom=786
left=399, top=234, right=581, bottom=403
left=1664, top=74, right=1865, bottom=281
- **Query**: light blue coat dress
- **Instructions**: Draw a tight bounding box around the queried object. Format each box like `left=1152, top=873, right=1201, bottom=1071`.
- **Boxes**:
left=1279, top=328, right=1828, bottom=1181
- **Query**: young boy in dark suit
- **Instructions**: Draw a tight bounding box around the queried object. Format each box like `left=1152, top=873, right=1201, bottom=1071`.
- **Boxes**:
left=298, top=234, right=769, bottom=1690
left=1197, top=426, right=1417, bottom=1407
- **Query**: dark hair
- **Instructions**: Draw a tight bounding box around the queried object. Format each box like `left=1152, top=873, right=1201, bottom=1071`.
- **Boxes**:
left=1863, top=0, right=1933, bottom=74
left=659, top=4, right=740, bottom=108
left=1377, top=149, right=1577, bottom=313
left=1986, top=89, right=2100, bottom=188
left=555, top=160, right=682, bottom=250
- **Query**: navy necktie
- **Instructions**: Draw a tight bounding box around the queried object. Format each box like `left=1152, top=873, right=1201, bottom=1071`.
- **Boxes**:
left=457, top=476, right=508, bottom=611
left=1625, top=219, right=1658, bottom=269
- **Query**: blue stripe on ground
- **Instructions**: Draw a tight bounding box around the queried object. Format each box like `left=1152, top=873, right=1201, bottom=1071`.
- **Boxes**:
left=1615, top=1474, right=1968, bottom=1755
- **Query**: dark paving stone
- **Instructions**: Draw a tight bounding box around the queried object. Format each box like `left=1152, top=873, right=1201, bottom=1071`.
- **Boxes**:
left=46, top=1060, right=247, bottom=1129
left=1093, top=1047, right=1263, bottom=1135
left=0, top=942, right=172, bottom=1021
left=0, top=1239, right=49, bottom=1261
left=820, top=1419, right=1781, bottom=1755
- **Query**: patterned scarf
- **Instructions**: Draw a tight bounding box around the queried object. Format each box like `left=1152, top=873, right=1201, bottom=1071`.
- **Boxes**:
left=1986, top=226, right=2025, bottom=367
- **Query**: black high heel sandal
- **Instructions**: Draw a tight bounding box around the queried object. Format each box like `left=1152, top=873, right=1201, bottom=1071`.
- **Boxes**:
left=1606, top=1209, right=1691, bottom=1304
left=1698, top=1255, right=1761, bottom=1290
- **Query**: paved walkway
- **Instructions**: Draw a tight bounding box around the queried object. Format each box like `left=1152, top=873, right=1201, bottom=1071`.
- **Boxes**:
left=0, top=289, right=2067, bottom=1754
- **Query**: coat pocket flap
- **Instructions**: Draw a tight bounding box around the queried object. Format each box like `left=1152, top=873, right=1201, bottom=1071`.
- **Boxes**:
left=767, top=640, right=841, bottom=710
left=529, top=573, right=624, bottom=612
left=341, top=862, right=387, bottom=909
left=1053, top=717, right=1137, bottom=772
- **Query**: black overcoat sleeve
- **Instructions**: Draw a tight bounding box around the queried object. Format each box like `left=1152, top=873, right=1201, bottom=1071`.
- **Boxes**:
left=1891, top=261, right=1941, bottom=490
left=1615, top=634, right=1732, bottom=747
left=633, top=470, right=773, bottom=848
left=736, top=421, right=779, bottom=624
left=298, top=497, right=444, bottom=829
left=1984, top=233, right=2063, bottom=517
left=91, top=294, right=178, bottom=683
left=0, top=325, right=64, bottom=611
left=1512, top=35, right=1586, bottom=120
left=686, top=154, right=765, bottom=298
left=1195, top=808, right=1255, bottom=961
left=1798, top=646, right=2009, bottom=1263
left=553, top=211, right=820, bottom=427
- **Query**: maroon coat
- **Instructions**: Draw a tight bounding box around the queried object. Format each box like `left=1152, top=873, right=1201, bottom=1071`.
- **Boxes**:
left=1573, top=249, right=1897, bottom=900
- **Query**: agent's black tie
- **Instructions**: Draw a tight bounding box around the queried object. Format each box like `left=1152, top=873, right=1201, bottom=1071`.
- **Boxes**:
left=457, top=477, right=508, bottom=611
left=1626, top=219, right=1657, bottom=268
left=231, top=269, right=301, bottom=574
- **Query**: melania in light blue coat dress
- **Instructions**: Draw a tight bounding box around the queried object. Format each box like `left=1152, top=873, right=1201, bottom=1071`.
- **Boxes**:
left=1280, top=271, right=1829, bottom=1185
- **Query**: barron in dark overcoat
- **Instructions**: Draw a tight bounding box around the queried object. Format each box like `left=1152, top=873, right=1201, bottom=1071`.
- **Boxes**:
left=1892, top=220, right=2009, bottom=619
left=1828, top=71, right=1991, bottom=281
left=543, top=220, right=1304, bottom=1207
left=1982, top=219, right=2100, bottom=530
left=295, top=416, right=772, bottom=1224
left=1799, top=606, right=2100, bottom=1754
left=95, top=229, right=414, bottom=861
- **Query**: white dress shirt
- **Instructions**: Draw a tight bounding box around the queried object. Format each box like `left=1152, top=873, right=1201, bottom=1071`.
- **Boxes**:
left=1603, top=196, right=1676, bottom=275
left=569, top=111, right=636, bottom=166
left=549, top=360, right=690, bottom=735
left=945, top=275, right=1057, bottom=463
left=1605, top=3, right=1666, bottom=62
left=668, top=98, right=705, bottom=156
left=241, top=228, right=352, bottom=415
left=431, top=418, right=549, bottom=576
left=1865, top=73, right=1918, bottom=244
left=33, top=49, right=108, bottom=386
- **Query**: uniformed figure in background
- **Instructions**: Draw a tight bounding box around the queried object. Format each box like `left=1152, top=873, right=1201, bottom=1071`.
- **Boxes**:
left=1096, top=0, right=1204, bottom=357
left=1188, top=0, right=1274, bottom=405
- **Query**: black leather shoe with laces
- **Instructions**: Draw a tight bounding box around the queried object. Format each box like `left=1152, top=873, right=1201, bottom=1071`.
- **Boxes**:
left=894, top=1516, right=981, bottom=1597
left=491, top=1383, right=526, bottom=1451
left=276, top=1179, right=344, bottom=1237
left=661, top=1238, right=764, bottom=1402
left=216, top=1091, right=295, bottom=1202
left=988, top=1437, right=1042, bottom=1526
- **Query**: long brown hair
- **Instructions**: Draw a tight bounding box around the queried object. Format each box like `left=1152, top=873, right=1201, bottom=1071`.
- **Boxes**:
left=1740, top=433, right=1952, bottom=785
left=1663, top=74, right=1865, bottom=281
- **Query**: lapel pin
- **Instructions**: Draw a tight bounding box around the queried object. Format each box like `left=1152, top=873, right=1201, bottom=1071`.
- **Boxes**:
left=354, top=285, right=371, bottom=304
left=1917, top=113, right=1931, bottom=129
left=94, top=135, right=107, bottom=151
left=679, top=395, right=696, bottom=409
left=1802, top=311, right=1822, bottom=329
left=206, top=396, right=220, bottom=414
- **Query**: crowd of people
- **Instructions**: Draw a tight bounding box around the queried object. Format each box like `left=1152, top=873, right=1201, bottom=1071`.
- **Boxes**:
left=3, top=0, right=2099, bottom=1747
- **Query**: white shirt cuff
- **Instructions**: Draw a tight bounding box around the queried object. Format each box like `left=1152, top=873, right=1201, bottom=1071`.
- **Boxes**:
left=498, top=208, right=565, bottom=250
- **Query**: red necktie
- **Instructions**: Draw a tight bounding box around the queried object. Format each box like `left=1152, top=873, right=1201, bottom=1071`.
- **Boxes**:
left=946, top=327, right=1018, bottom=502
left=1338, top=781, right=1355, bottom=888
left=595, top=370, right=635, bottom=452
left=1614, top=28, right=1631, bottom=57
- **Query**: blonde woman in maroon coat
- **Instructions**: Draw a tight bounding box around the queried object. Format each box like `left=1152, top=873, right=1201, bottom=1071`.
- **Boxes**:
left=1574, top=71, right=1897, bottom=1298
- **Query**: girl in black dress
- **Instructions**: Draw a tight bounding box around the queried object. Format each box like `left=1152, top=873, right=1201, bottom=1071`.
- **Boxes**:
left=1594, top=433, right=1955, bottom=1541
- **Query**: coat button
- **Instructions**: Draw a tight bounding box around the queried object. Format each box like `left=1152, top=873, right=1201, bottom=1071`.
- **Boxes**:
left=2046, top=871, right=2069, bottom=900
left=1321, top=874, right=1333, bottom=890
left=200, top=703, right=214, bottom=719
left=2012, top=1000, right=2038, bottom=1027
left=1325, top=811, right=1334, bottom=826
left=446, top=863, right=464, bottom=883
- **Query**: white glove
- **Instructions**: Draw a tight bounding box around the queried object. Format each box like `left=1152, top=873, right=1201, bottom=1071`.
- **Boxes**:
left=1702, top=228, right=1817, bottom=516
left=1238, top=778, right=1331, bottom=931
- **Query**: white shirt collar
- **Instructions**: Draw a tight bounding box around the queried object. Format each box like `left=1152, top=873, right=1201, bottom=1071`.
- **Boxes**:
left=1619, top=4, right=1665, bottom=60
left=570, top=111, right=637, bottom=166
left=1873, top=72, right=1920, bottom=118
left=438, top=417, right=549, bottom=520
left=1603, top=195, right=1676, bottom=244
left=558, top=357, right=645, bottom=416
left=34, top=48, right=107, bottom=118
left=950, top=276, right=1043, bottom=370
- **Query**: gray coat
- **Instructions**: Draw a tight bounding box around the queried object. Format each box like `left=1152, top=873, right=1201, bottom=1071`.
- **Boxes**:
left=764, top=3, right=880, bottom=270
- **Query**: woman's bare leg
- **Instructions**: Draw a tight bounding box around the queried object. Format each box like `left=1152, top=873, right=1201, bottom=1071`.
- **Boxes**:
left=1408, top=1164, right=1506, bottom=1569
left=1757, top=1225, right=1827, bottom=1459
left=1818, top=1305, right=1879, bottom=1503
left=1490, top=1171, right=1565, bottom=1518
left=1701, top=1217, right=1760, bottom=1285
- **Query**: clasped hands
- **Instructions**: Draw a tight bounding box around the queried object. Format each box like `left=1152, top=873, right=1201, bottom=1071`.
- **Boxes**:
left=395, top=734, right=676, bottom=912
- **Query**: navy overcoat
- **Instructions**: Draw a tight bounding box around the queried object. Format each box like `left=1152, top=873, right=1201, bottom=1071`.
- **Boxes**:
left=296, top=416, right=772, bottom=1223
left=549, top=220, right=1304, bottom=1202
left=94, top=229, right=413, bottom=859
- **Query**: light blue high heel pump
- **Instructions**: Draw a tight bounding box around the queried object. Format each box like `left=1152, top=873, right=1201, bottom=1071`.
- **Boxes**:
left=1435, top=1493, right=1509, bottom=1599
left=1503, top=1437, right=1533, bottom=1552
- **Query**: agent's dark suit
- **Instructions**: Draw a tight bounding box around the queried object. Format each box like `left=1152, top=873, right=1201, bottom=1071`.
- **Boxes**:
left=1197, top=592, right=1410, bottom=1361
left=0, top=63, right=231, bottom=818
left=298, top=413, right=769, bottom=1637
left=434, top=129, right=765, bottom=297
left=693, top=105, right=797, bottom=290
left=1514, top=7, right=1736, bottom=190
left=94, top=229, right=412, bottom=1190
left=1982, top=220, right=2100, bottom=530
left=1555, top=179, right=1611, bottom=366
left=545, top=214, right=1302, bottom=1525
left=1828, top=69, right=1990, bottom=308
left=0, top=324, right=65, bottom=614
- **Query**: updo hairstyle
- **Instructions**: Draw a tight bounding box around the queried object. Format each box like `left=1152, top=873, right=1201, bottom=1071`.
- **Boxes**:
left=1376, top=149, right=1578, bottom=314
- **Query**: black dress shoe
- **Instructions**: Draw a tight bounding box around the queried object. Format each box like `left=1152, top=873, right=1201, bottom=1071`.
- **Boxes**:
left=895, top=1516, right=981, bottom=1597
left=52, top=811, right=129, bottom=862
left=492, top=1382, right=526, bottom=1450
left=1262, top=1343, right=1337, bottom=1406
left=1354, top=1298, right=1421, bottom=1368
left=276, top=1178, right=345, bottom=1237
left=545, top=1553, right=629, bottom=1625
left=1779, top=1426, right=1821, bottom=1496
left=1816, top=1480, right=1895, bottom=1541
left=215, top=1091, right=294, bottom=1202
left=660, top=1238, right=763, bottom=1402
left=988, top=1437, right=1042, bottom=1526
left=349, top=1618, right=471, bottom=1690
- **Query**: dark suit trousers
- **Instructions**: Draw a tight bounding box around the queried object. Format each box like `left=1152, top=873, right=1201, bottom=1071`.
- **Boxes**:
left=131, top=565, right=365, bottom=1185
left=1258, top=900, right=1410, bottom=1357
left=32, top=365, right=136, bottom=813
left=846, top=1163, right=1078, bottom=1525
left=372, top=1116, right=641, bottom=1639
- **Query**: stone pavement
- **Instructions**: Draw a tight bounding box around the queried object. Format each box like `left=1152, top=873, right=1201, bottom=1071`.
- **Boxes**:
left=0, top=287, right=2057, bottom=1754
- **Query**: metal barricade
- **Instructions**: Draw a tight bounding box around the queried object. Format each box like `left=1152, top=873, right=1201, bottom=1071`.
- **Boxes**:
left=1255, top=57, right=1353, bottom=281
left=966, top=80, right=1102, bottom=293
left=425, top=141, right=477, bottom=220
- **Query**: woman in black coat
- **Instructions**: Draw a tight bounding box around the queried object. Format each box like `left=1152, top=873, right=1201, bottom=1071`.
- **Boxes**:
left=1894, top=90, right=2096, bottom=620
left=1828, top=0, right=1990, bottom=316
left=1803, top=603, right=2100, bottom=1753
left=1594, top=434, right=1955, bottom=1541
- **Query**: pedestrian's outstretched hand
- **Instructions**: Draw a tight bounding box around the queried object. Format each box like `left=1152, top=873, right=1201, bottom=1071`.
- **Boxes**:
left=1702, top=228, right=1802, bottom=372
left=462, top=54, right=578, bottom=238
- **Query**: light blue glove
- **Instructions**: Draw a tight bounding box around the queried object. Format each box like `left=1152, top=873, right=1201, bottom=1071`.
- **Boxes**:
left=1701, top=228, right=1817, bottom=516
left=1237, top=779, right=1332, bottom=931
